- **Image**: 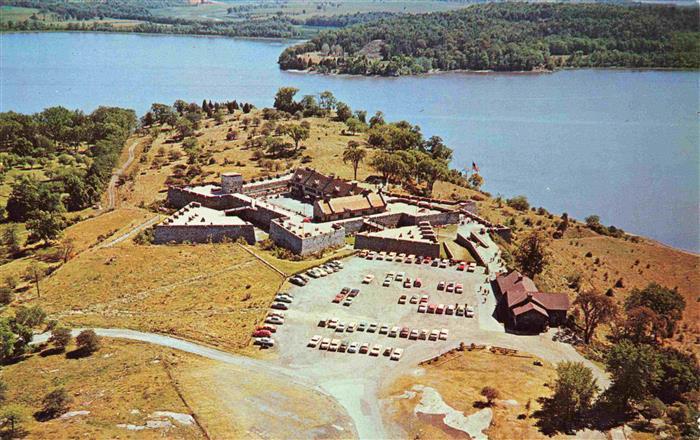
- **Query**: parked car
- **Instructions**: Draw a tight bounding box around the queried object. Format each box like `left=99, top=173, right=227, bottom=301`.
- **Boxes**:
left=268, top=311, right=284, bottom=318
left=370, top=344, right=382, bottom=356
left=275, top=295, right=292, bottom=303
left=422, top=257, right=431, bottom=264
left=367, top=323, right=378, bottom=333
left=379, top=325, right=389, bottom=334
left=399, top=327, right=410, bottom=338
left=445, top=305, right=455, bottom=315
left=359, top=250, right=369, bottom=258
left=398, top=295, right=407, bottom=304
left=410, top=295, right=419, bottom=304
left=359, top=343, right=370, bottom=354
left=329, top=339, right=341, bottom=352
left=395, top=272, right=405, bottom=281
left=409, top=329, right=420, bottom=340
left=290, top=276, right=307, bottom=286
left=348, top=342, right=359, bottom=353
left=340, top=287, right=350, bottom=295
left=456, top=306, right=465, bottom=316
left=383, top=347, right=393, bottom=357
left=431, top=259, right=440, bottom=267
left=420, top=295, right=429, bottom=304
left=357, top=322, right=367, bottom=332
left=413, top=278, right=422, bottom=288
left=257, top=325, right=276, bottom=333
left=427, top=304, right=436, bottom=314
left=335, top=323, right=346, bottom=332
left=436, top=304, right=445, bottom=314
left=308, top=335, right=322, bottom=348
left=265, top=316, right=284, bottom=325
left=343, top=298, right=353, bottom=306
left=338, top=341, right=348, bottom=353
left=419, top=330, right=429, bottom=340
left=326, top=319, right=338, bottom=329
left=417, top=304, right=427, bottom=313
left=332, top=294, right=344, bottom=303
left=362, top=274, right=375, bottom=284
left=255, top=337, right=275, bottom=347
left=319, top=338, right=331, bottom=350
left=439, top=260, right=448, bottom=268
left=455, top=283, right=464, bottom=294
left=389, top=326, right=399, bottom=338
left=349, top=288, right=360, bottom=297
left=253, top=329, right=272, bottom=337
left=457, top=262, right=466, bottom=271
left=347, top=322, right=357, bottom=332
left=415, top=256, right=423, bottom=264
left=439, top=329, right=449, bottom=340
left=390, top=348, right=404, bottom=361
left=403, top=278, right=412, bottom=288
left=307, top=270, right=320, bottom=279
left=446, top=282, right=455, bottom=293
left=429, top=330, right=439, bottom=341
left=271, top=302, right=288, bottom=310
left=437, top=281, right=446, bottom=291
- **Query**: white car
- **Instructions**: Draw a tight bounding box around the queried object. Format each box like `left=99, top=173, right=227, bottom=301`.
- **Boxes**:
left=307, top=269, right=320, bottom=278
left=395, top=272, right=405, bottom=282
left=362, top=274, right=375, bottom=284
left=254, top=337, right=275, bottom=347
left=265, top=316, right=284, bottom=325
left=308, top=335, right=322, bottom=348
left=347, top=322, right=357, bottom=333
left=347, top=342, right=359, bottom=353
left=439, top=329, right=449, bottom=340
left=319, top=337, right=331, bottom=350
left=329, top=339, right=341, bottom=352
left=390, top=348, right=404, bottom=361
left=326, top=319, right=338, bottom=329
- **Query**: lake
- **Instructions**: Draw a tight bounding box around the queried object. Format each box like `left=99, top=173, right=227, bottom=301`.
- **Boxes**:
left=1, top=32, right=698, bottom=252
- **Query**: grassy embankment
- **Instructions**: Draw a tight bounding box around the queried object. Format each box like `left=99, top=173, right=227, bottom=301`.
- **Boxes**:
left=385, top=348, right=557, bottom=439
left=2, top=338, right=204, bottom=439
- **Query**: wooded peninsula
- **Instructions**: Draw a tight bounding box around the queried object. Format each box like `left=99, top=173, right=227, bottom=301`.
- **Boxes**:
left=278, top=3, right=700, bottom=75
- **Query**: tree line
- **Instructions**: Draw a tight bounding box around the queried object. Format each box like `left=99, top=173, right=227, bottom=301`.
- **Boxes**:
left=0, top=106, right=136, bottom=243
left=278, top=3, right=700, bottom=75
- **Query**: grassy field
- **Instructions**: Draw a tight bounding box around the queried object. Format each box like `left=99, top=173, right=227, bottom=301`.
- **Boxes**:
left=3, top=339, right=203, bottom=439
left=385, top=348, right=558, bottom=440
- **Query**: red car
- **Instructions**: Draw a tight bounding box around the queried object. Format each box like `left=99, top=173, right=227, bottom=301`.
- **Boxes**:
left=399, top=327, right=410, bottom=338
left=457, top=262, right=466, bottom=271
left=413, top=278, right=422, bottom=288
left=257, top=325, right=276, bottom=333
left=332, top=294, right=344, bottom=303
left=252, top=329, right=272, bottom=337
left=427, top=304, right=437, bottom=314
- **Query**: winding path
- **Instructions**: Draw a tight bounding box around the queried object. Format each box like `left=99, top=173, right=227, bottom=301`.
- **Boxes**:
left=105, top=139, right=140, bottom=211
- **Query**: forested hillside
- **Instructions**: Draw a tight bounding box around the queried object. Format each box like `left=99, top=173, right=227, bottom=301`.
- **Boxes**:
left=0, top=107, right=136, bottom=242
left=278, top=3, right=700, bottom=75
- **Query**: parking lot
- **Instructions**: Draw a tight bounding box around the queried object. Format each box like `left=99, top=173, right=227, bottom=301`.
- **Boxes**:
left=271, top=254, right=486, bottom=369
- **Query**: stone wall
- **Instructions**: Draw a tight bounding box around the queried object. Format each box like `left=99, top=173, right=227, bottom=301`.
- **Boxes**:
left=401, top=211, right=461, bottom=227
left=456, top=231, right=487, bottom=266
left=355, top=233, right=440, bottom=258
left=167, top=187, right=239, bottom=210
left=153, top=224, right=255, bottom=244
left=269, top=220, right=345, bottom=256
left=236, top=204, right=288, bottom=231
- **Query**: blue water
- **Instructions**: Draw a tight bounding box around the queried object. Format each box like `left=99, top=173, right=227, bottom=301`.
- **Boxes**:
left=1, top=32, right=698, bottom=252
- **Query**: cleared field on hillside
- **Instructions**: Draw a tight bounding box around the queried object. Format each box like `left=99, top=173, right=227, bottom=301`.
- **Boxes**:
left=4, top=339, right=203, bottom=439
left=385, top=348, right=557, bottom=440
left=33, top=243, right=283, bottom=350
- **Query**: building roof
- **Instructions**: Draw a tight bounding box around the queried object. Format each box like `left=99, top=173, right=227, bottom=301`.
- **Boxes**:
left=512, top=302, right=549, bottom=318
left=292, top=168, right=359, bottom=197
left=315, top=192, right=387, bottom=216
left=497, top=270, right=570, bottom=313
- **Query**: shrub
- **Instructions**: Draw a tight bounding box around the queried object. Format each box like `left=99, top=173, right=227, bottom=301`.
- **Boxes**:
left=480, top=386, right=500, bottom=406
left=41, top=388, right=72, bottom=419
left=506, top=195, right=529, bottom=211
left=76, top=329, right=100, bottom=354
left=48, top=327, right=72, bottom=351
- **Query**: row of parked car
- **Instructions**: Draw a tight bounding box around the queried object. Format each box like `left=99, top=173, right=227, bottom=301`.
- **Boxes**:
left=331, top=286, right=360, bottom=306
left=417, top=302, right=475, bottom=317
left=259, top=292, right=297, bottom=347
left=360, top=250, right=474, bottom=271
left=307, top=336, right=404, bottom=360
left=289, top=260, right=345, bottom=286
left=318, top=318, right=450, bottom=342
left=437, top=281, right=464, bottom=293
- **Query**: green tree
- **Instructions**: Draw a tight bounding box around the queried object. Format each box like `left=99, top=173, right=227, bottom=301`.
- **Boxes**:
left=0, top=319, right=18, bottom=361
left=63, top=171, right=91, bottom=211
left=624, top=283, right=686, bottom=338
left=25, top=261, right=47, bottom=299
left=335, top=102, right=352, bottom=122
left=0, top=404, right=27, bottom=437
left=175, top=117, right=194, bottom=139
left=26, top=210, right=65, bottom=244
left=416, top=156, right=447, bottom=195
left=342, top=141, right=367, bottom=181
left=76, top=329, right=101, bottom=354
left=2, top=224, right=22, bottom=255
left=514, top=232, right=549, bottom=279
left=319, top=90, right=337, bottom=114
left=604, top=340, right=662, bottom=408
left=507, top=195, right=530, bottom=211
left=369, top=111, right=385, bottom=128
left=639, top=397, right=665, bottom=426
left=13, top=305, right=46, bottom=328
left=282, top=124, right=310, bottom=151
left=344, top=117, right=366, bottom=135
left=49, top=326, right=72, bottom=351
left=544, top=362, right=599, bottom=430
left=41, top=388, right=72, bottom=419
left=423, top=135, right=453, bottom=162
left=573, top=291, right=618, bottom=344
left=273, top=87, right=300, bottom=113
left=468, top=172, right=484, bottom=190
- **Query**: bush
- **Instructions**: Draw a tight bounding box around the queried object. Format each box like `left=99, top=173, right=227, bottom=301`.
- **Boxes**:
left=0, top=287, right=13, bottom=306
left=506, top=195, right=530, bottom=211
left=48, top=327, right=72, bottom=351
left=480, top=386, right=500, bottom=405
left=41, top=388, right=72, bottom=419
left=76, top=329, right=100, bottom=354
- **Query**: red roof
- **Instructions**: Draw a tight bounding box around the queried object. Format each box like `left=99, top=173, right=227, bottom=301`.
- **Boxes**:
left=292, top=168, right=359, bottom=197
left=512, top=302, right=549, bottom=317
left=498, top=271, right=570, bottom=313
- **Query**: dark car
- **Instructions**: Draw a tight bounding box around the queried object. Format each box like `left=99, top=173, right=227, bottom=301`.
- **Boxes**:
left=271, top=302, right=288, bottom=310
left=290, top=276, right=306, bottom=286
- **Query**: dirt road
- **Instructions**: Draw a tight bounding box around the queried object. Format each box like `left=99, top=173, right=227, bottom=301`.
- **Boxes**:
left=105, top=139, right=139, bottom=210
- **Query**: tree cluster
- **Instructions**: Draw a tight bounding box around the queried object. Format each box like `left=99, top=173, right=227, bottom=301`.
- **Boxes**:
left=279, top=3, right=700, bottom=75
